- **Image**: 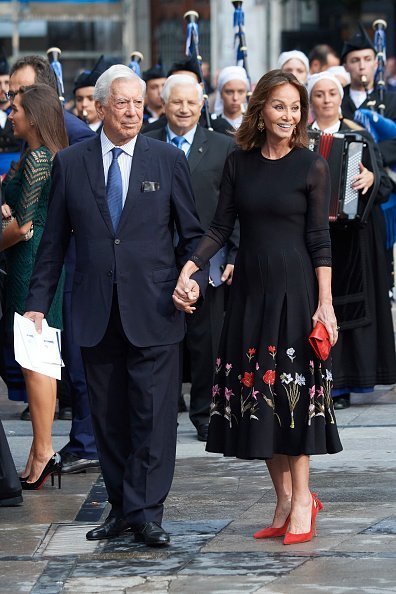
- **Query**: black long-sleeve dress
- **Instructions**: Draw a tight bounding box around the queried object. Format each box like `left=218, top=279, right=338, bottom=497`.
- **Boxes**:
left=191, top=146, right=342, bottom=459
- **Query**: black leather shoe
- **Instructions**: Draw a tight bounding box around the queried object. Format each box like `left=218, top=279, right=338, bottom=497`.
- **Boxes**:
left=178, top=394, right=188, bottom=412
left=134, top=521, right=170, bottom=547
left=61, top=452, right=101, bottom=474
left=0, top=494, right=23, bottom=507
left=197, top=423, right=209, bottom=442
left=20, top=406, right=31, bottom=421
left=58, top=406, right=73, bottom=421
left=86, top=516, right=131, bottom=540
left=333, top=394, right=351, bottom=410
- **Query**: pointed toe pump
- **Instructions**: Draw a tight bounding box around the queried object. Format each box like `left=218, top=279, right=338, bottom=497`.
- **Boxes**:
left=283, top=495, right=321, bottom=545
left=21, top=453, right=62, bottom=491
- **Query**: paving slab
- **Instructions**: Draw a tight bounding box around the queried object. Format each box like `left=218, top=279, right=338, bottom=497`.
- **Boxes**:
left=1, top=382, right=396, bottom=593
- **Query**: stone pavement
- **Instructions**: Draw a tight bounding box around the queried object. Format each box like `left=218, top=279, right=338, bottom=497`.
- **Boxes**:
left=1, top=382, right=396, bottom=594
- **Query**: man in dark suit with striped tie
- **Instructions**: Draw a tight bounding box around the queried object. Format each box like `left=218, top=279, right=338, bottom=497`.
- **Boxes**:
left=144, top=74, right=239, bottom=442
left=23, top=65, right=207, bottom=546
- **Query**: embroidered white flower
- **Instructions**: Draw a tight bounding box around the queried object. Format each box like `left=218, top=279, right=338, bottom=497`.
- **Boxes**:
left=286, top=348, right=296, bottom=362
left=325, top=369, right=333, bottom=381
left=295, top=373, right=306, bottom=386
left=280, top=372, right=293, bottom=385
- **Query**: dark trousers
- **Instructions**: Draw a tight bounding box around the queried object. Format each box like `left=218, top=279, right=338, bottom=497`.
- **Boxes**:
left=81, top=289, right=179, bottom=527
left=62, top=291, right=97, bottom=459
left=185, top=284, right=225, bottom=428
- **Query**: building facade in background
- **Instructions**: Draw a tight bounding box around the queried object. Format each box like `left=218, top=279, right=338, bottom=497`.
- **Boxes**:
left=0, top=0, right=394, bottom=95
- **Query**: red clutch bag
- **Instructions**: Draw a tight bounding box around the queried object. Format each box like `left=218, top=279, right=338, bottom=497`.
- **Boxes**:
left=308, top=321, right=331, bottom=361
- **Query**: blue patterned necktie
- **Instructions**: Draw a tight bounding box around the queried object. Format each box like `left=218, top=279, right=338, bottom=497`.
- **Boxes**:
left=107, top=147, right=123, bottom=231
left=171, top=136, right=186, bottom=151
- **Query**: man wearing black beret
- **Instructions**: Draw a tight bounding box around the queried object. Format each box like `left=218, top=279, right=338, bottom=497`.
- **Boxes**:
left=141, top=63, right=166, bottom=127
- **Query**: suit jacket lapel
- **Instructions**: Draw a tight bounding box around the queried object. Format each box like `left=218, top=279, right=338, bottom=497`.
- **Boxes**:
left=117, top=133, right=149, bottom=232
left=187, top=125, right=208, bottom=173
left=83, top=136, right=114, bottom=234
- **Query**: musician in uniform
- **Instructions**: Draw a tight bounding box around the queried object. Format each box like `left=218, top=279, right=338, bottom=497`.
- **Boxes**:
left=73, top=56, right=112, bottom=133
left=141, top=63, right=166, bottom=128
left=213, top=65, right=249, bottom=130
left=341, top=23, right=396, bottom=320
left=341, top=24, right=396, bottom=168
left=308, top=71, right=396, bottom=409
left=143, top=74, right=238, bottom=441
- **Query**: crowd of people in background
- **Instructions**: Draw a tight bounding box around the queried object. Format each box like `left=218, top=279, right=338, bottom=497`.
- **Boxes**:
left=0, top=21, right=395, bottom=548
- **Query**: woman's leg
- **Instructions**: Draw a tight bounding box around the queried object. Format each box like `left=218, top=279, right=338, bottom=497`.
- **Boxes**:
left=21, top=368, right=57, bottom=483
left=21, top=442, right=34, bottom=478
left=287, top=454, right=312, bottom=534
left=265, top=454, right=292, bottom=527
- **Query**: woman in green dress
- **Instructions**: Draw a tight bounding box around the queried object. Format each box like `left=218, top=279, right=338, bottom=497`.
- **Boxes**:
left=1, top=84, right=68, bottom=489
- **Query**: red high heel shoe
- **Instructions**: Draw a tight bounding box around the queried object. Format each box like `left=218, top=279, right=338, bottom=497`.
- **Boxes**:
left=311, top=492, right=324, bottom=511
left=253, top=514, right=290, bottom=539
left=283, top=495, right=320, bottom=545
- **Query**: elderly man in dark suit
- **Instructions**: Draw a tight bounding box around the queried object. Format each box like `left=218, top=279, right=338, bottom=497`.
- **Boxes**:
left=144, top=74, right=238, bottom=441
left=24, top=65, right=207, bottom=546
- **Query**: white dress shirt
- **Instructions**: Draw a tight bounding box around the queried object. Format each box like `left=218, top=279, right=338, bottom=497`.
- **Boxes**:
left=100, top=129, right=137, bottom=206
left=166, top=125, right=197, bottom=158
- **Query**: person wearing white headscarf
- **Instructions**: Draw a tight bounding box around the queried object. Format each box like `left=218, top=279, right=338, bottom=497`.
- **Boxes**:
left=308, top=70, right=395, bottom=411
left=277, top=50, right=309, bottom=85
left=214, top=65, right=249, bottom=129
left=326, top=65, right=351, bottom=87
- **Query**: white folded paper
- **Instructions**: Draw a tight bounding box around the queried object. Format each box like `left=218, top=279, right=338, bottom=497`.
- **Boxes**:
left=14, top=313, right=64, bottom=380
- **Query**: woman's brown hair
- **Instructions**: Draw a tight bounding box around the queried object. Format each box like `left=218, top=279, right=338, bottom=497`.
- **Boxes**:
left=19, top=84, right=68, bottom=154
left=236, top=69, right=309, bottom=151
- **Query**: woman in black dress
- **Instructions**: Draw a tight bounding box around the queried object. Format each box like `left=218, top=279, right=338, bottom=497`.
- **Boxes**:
left=308, top=72, right=396, bottom=409
left=174, top=70, right=342, bottom=545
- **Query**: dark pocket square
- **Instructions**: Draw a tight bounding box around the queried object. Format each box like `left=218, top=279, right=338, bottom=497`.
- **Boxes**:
left=141, top=181, right=160, bottom=192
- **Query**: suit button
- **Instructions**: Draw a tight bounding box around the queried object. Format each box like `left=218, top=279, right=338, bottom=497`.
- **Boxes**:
left=114, top=239, right=120, bottom=245
left=107, top=270, right=113, bottom=277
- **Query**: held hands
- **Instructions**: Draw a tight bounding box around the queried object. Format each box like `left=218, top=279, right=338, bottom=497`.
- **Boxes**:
left=23, top=311, right=44, bottom=334
left=173, top=273, right=200, bottom=314
left=352, top=163, right=374, bottom=195
left=312, top=301, right=339, bottom=346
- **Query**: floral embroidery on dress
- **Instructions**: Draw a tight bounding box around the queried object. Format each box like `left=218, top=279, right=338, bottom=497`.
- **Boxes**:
left=280, top=370, right=306, bottom=429
left=322, top=368, right=335, bottom=424
left=209, top=343, right=335, bottom=431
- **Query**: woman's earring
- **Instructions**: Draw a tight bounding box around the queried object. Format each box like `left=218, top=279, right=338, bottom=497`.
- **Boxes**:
left=257, top=116, right=265, bottom=132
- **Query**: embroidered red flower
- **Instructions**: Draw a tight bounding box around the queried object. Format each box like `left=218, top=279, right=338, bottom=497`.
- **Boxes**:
left=263, top=370, right=276, bottom=385
left=248, top=347, right=256, bottom=356
left=241, top=372, right=254, bottom=388
left=268, top=346, right=277, bottom=359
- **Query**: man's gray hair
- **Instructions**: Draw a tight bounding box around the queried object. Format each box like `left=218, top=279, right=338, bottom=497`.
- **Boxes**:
left=161, top=74, right=203, bottom=104
left=94, top=65, right=146, bottom=104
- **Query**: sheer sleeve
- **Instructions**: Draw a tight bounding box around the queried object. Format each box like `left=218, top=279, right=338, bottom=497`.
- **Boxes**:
left=191, top=151, right=238, bottom=269
left=15, top=148, right=51, bottom=227
left=305, top=155, right=332, bottom=268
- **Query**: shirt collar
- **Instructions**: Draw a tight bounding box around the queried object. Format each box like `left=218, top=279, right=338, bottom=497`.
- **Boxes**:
left=100, top=128, right=138, bottom=157
left=312, top=120, right=341, bottom=134
left=167, top=124, right=197, bottom=146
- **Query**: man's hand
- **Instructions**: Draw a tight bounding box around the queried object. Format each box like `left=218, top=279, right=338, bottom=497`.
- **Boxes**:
left=221, top=264, right=234, bottom=286
left=173, top=273, right=200, bottom=314
left=24, top=311, right=44, bottom=334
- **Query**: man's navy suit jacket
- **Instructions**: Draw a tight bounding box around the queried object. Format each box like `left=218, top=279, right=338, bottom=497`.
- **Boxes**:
left=26, top=133, right=207, bottom=348
left=64, top=110, right=95, bottom=145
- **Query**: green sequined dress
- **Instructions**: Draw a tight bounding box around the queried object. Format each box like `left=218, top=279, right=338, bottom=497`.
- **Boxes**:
left=4, top=146, right=64, bottom=331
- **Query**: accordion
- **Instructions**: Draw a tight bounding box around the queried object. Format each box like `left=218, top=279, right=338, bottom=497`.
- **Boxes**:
left=308, top=130, right=377, bottom=224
